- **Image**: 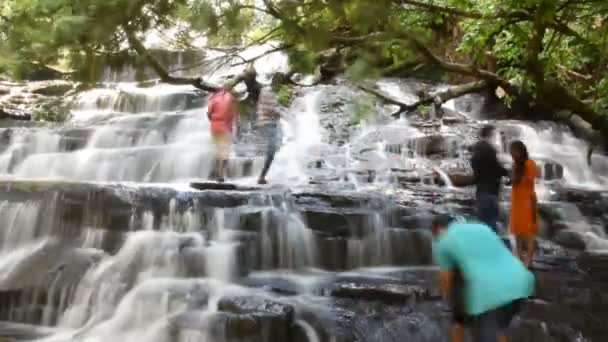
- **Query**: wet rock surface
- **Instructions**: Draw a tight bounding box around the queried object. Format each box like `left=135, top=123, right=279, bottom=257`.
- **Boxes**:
left=0, top=78, right=606, bottom=342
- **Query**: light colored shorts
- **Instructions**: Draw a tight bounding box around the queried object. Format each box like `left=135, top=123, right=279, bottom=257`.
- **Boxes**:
left=212, top=133, right=232, bottom=160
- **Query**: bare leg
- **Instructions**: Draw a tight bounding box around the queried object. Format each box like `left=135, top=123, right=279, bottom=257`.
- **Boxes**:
left=451, top=323, right=465, bottom=342
left=514, top=236, right=525, bottom=263
left=258, top=150, right=275, bottom=184
left=258, top=125, right=279, bottom=184
left=525, top=236, right=536, bottom=267
left=216, top=159, right=226, bottom=182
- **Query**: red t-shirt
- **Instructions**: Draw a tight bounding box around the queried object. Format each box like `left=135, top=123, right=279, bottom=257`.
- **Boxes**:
left=208, top=90, right=237, bottom=135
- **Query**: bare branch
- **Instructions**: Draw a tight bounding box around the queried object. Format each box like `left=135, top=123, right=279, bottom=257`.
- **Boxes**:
left=123, top=26, right=219, bottom=91
left=230, top=44, right=293, bottom=67
left=359, top=81, right=489, bottom=117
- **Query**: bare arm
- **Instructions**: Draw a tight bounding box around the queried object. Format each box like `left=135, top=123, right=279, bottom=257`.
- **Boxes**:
left=439, top=270, right=453, bottom=298
left=207, top=100, right=213, bottom=121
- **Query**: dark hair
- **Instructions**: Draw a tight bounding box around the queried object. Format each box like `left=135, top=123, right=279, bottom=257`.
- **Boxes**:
left=431, top=214, right=453, bottom=236
left=510, top=140, right=529, bottom=184
left=480, top=125, right=495, bottom=139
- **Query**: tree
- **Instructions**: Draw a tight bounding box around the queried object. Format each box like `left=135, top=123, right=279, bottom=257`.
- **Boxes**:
left=1, top=0, right=608, bottom=148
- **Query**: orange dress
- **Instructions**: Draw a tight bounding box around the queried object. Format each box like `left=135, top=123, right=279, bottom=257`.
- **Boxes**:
left=509, top=160, right=539, bottom=237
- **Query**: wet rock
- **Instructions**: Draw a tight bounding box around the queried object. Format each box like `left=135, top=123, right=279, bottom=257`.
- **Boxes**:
left=0, top=240, right=104, bottom=325
left=190, top=182, right=256, bottom=192
left=395, top=214, right=435, bottom=230
left=578, top=251, right=608, bottom=282
left=331, top=283, right=428, bottom=303
left=367, top=312, right=447, bottom=342
left=557, top=188, right=608, bottom=218
left=170, top=310, right=260, bottom=340
left=31, top=83, right=73, bottom=97
left=542, top=161, right=564, bottom=181
left=20, top=64, right=65, bottom=81
left=240, top=275, right=301, bottom=296
left=509, top=317, right=589, bottom=342
left=413, top=135, right=452, bottom=157
left=446, top=171, right=474, bottom=187
left=300, top=209, right=352, bottom=237
left=315, top=234, right=348, bottom=271
left=217, top=295, right=295, bottom=341
left=292, top=190, right=387, bottom=209
left=441, top=115, right=466, bottom=125
left=237, top=208, right=275, bottom=233
left=329, top=275, right=430, bottom=303
left=0, top=321, right=58, bottom=340
left=554, top=229, right=587, bottom=250
left=59, top=128, right=93, bottom=151
left=0, top=106, right=31, bottom=121
left=180, top=243, right=250, bottom=280
left=388, top=228, right=433, bottom=265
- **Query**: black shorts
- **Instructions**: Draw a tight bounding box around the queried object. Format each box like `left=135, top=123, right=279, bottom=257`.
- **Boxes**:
left=471, top=299, right=524, bottom=340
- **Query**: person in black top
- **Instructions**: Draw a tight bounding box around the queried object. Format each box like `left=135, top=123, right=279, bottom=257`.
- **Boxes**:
left=470, top=125, right=509, bottom=233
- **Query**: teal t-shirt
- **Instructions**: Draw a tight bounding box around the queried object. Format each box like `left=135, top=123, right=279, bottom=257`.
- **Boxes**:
left=433, top=221, right=535, bottom=315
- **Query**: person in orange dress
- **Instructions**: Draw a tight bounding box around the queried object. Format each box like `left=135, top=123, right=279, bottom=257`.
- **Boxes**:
left=509, top=140, right=539, bottom=267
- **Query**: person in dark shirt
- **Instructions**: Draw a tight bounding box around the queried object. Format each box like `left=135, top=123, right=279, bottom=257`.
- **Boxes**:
left=470, top=125, right=509, bottom=232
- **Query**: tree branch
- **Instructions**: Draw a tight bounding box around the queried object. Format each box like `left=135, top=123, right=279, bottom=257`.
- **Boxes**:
left=401, top=33, right=517, bottom=95
left=123, top=26, right=219, bottom=92
left=230, top=44, right=293, bottom=67
left=359, top=80, right=489, bottom=118
left=396, top=0, right=530, bottom=20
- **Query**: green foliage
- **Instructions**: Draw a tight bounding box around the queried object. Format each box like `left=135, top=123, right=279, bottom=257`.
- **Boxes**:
left=346, top=57, right=381, bottom=82
left=2, top=0, right=608, bottom=126
left=287, top=48, right=318, bottom=74
left=276, top=85, right=294, bottom=107
left=418, top=105, right=431, bottom=117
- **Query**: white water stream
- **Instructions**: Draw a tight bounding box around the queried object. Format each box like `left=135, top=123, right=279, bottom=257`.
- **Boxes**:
left=0, top=47, right=606, bottom=341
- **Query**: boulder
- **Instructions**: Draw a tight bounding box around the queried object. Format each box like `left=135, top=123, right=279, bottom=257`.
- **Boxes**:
left=0, top=107, right=31, bottom=121
left=446, top=171, right=474, bottom=187
left=217, top=296, right=295, bottom=341
left=170, top=310, right=260, bottom=340
left=554, top=229, right=587, bottom=250
left=331, top=282, right=428, bottom=303
left=19, top=64, right=65, bottom=81
left=577, top=251, right=608, bottom=282
left=31, top=83, right=73, bottom=97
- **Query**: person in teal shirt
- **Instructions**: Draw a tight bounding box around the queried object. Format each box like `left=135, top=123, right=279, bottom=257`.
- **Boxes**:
left=432, top=215, right=535, bottom=342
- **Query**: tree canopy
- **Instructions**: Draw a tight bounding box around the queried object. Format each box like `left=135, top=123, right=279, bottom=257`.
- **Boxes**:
left=1, top=0, right=608, bottom=137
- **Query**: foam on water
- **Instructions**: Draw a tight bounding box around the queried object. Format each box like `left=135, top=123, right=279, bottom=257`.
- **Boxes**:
left=0, top=75, right=607, bottom=341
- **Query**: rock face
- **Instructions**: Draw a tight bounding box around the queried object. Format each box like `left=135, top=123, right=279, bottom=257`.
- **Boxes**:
left=0, top=179, right=603, bottom=340
left=0, top=81, right=76, bottom=121
left=0, top=77, right=606, bottom=342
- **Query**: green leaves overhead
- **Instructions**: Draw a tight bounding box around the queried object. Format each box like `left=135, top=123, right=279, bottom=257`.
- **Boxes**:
left=0, top=0, right=607, bottom=123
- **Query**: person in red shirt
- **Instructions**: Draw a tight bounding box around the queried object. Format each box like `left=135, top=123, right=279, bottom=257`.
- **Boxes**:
left=207, top=88, right=238, bottom=182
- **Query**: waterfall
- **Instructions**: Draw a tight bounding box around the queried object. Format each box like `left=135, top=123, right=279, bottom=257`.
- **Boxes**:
left=0, top=72, right=606, bottom=342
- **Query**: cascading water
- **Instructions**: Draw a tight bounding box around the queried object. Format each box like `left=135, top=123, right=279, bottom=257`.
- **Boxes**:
left=1, top=45, right=607, bottom=341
